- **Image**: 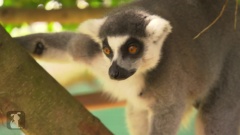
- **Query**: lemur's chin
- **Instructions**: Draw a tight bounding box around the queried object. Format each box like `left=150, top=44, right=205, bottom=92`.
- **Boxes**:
left=108, top=62, right=136, bottom=80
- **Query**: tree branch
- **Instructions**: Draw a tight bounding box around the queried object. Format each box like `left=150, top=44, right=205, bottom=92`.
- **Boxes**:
left=0, top=25, right=112, bottom=135
left=0, top=7, right=112, bottom=24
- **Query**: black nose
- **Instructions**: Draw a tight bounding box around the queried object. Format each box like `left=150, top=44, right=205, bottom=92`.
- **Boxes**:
left=108, top=62, right=136, bottom=80
left=109, top=62, right=119, bottom=79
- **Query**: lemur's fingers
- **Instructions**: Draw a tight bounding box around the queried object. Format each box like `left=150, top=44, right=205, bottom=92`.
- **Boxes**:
left=14, top=32, right=77, bottom=62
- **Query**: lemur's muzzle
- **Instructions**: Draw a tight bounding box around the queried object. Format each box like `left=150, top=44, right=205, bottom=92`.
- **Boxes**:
left=108, top=62, right=136, bottom=80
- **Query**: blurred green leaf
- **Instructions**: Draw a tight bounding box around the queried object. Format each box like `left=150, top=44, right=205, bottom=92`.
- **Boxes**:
left=47, top=22, right=54, bottom=32
left=59, top=0, right=76, bottom=8
left=111, top=0, right=132, bottom=7
left=87, top=0, right=103, bottom=8
left=62, top=24, right=79, bottom=31
left=2, top=24, right=16, bottom=33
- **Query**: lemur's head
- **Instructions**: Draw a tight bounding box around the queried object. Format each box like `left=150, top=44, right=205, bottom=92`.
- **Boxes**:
left=79, top=9, right=172, bottom=80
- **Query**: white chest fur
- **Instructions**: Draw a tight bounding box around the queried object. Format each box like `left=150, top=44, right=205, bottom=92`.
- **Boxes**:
left=102, top=73, right=150, bottom=109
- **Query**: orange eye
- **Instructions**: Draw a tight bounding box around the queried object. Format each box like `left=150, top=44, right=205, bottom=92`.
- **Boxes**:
left=128, top=46, right=138, bottom=54
left=103, top=47, right=111, bottom=55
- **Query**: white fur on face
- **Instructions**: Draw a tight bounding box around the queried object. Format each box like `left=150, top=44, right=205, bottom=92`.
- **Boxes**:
left=107, top=36, right=129, bottom=61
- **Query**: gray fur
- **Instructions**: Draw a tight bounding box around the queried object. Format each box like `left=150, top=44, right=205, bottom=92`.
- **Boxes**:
left=99, top=9, right=148, bottom=38
left=14, top=32, right=101, bottom=62
left=15, top=32, right=75, bottom=53
left=68, top=34, right=101, bottom=63
left=14, top=32, right=76, bottom=62
left=15, top=0, right=240, bottom=135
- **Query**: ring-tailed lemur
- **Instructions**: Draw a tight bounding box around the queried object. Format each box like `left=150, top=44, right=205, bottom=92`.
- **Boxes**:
left=14, top=0, right=240, bottom=135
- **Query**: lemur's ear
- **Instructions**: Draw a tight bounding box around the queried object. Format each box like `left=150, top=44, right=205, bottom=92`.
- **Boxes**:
left=145, top=15, right=172, bottom=43
left=78, top=18, right=106, bottom=43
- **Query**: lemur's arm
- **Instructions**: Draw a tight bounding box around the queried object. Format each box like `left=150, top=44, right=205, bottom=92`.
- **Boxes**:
left=14, top=32, right=102, bottom=63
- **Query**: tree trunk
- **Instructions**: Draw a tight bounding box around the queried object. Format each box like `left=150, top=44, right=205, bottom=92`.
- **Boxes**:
left=0, top=7, right=112, bottom=24
left=0, top=25, right=112, bottom=135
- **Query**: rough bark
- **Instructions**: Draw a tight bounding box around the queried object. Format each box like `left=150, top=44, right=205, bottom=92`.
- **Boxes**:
left=0, top=7, right=112, bottom=24
left=0, top=25, right=112, bottom=135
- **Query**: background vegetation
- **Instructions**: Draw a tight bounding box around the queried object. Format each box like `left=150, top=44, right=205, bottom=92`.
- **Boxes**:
left=0, top=0, right=132, bottom=34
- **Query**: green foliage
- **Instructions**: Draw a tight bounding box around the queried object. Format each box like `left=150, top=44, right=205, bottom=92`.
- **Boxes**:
left=59, top=0, right=76, bottom=8
left=87, top=0, right=103, bottom=8
left=2, top=24, right=21, bottom=33
left=1, top=0, right=238, bottom=33
left=1, top=0, right=133, bottom=8
left=3, top=0, right=48, bottom=8
left=1, top=0, right=133, bottom=33
left=111, top=0, right=132, bottom=7
left=47, top=22, right=55, bottom=32
left=62, top=24, right=79, bottom=31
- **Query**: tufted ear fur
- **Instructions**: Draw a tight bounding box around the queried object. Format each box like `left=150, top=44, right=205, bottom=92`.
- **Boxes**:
left=145, top=15, right=172, bottom=43
left=78, top=18, right=106, bottom=43
left=139, top=15, right=172, bottom=72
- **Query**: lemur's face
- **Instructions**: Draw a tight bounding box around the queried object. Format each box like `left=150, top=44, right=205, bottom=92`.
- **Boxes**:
left=101, top=36, right=144, bottom=80
left=79, top=10, right=172, bottom=80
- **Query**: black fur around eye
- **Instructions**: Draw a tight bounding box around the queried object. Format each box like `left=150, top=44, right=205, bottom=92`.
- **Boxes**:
left=102, top=38, right=113, bottom=59
left=121, top=37, right=144, bottom=59
left=33, top=42, right=45, bottom=55
left=102, top=38, right=109, bottom=46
